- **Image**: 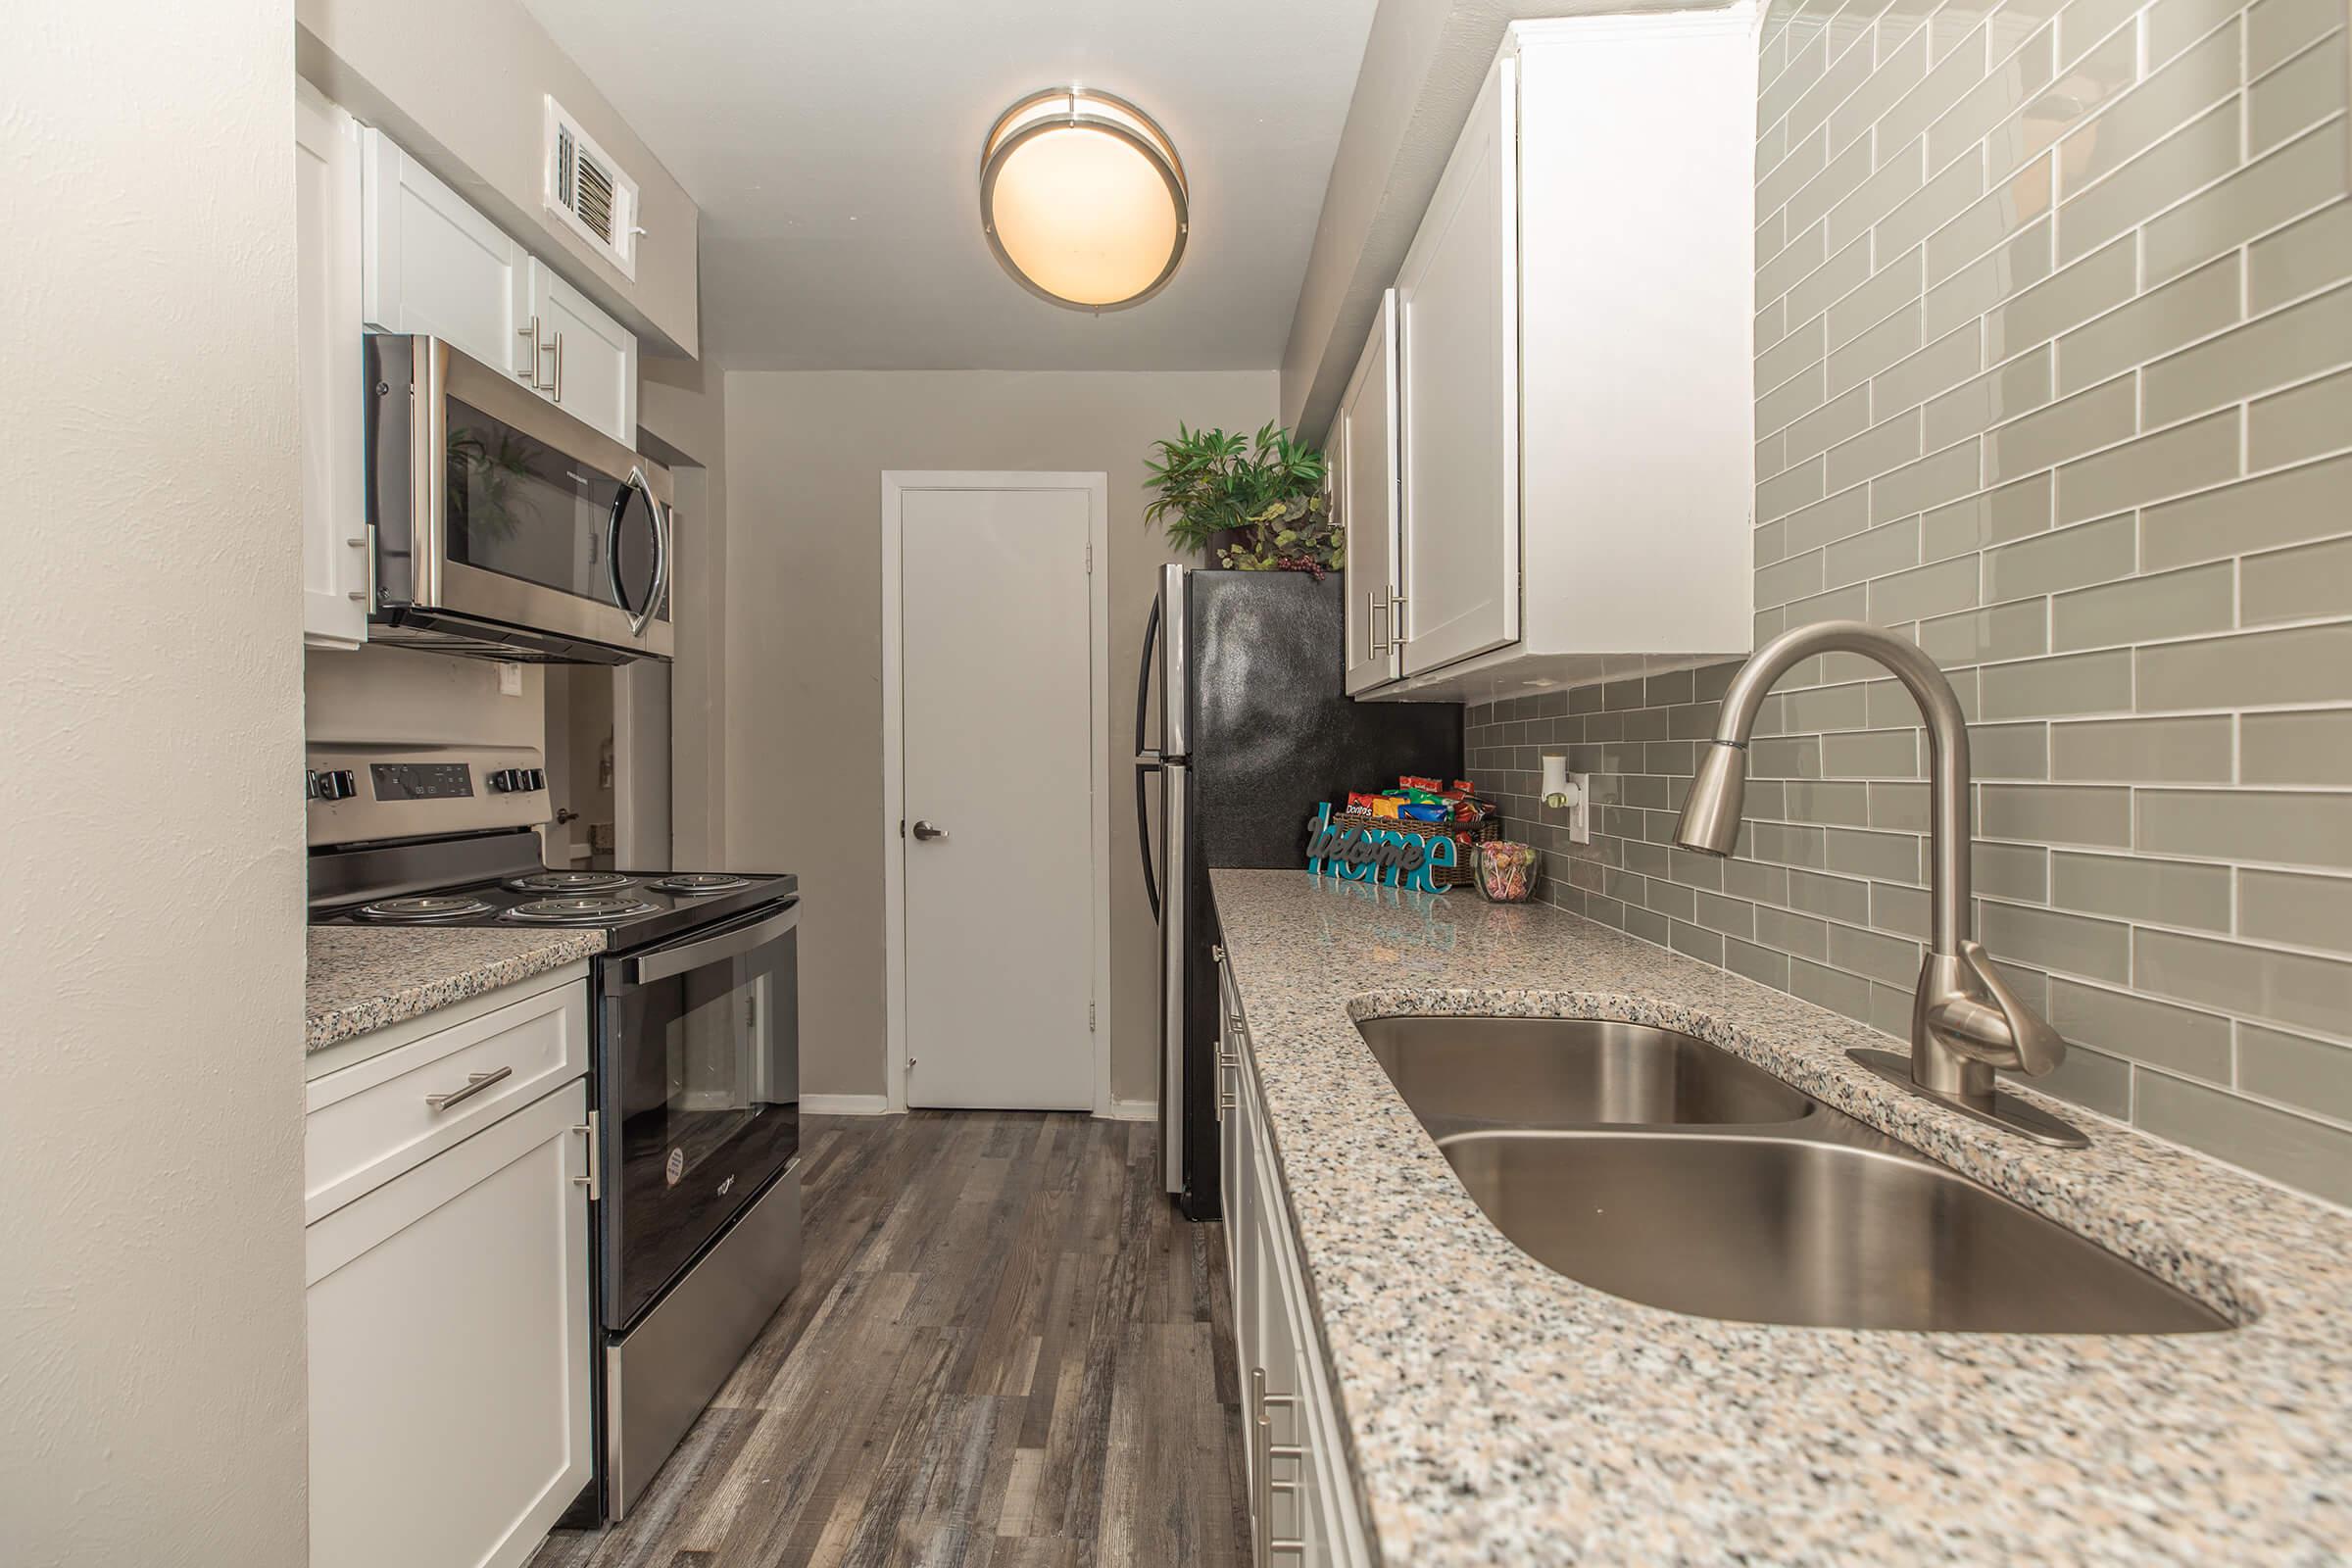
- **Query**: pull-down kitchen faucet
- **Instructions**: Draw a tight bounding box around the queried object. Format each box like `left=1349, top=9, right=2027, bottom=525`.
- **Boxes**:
left=1675, top=620, right=2087, bottom=1147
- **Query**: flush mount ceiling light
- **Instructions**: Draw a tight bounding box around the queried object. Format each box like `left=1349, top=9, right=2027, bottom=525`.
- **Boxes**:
left=980, top=87, right=1189, bottom=312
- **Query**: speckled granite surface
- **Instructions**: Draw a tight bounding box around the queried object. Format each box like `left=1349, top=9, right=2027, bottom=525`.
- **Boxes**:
left=306, top=927, right=604, bottom=1052
left=1210, top=868, right=2350, bottom=1567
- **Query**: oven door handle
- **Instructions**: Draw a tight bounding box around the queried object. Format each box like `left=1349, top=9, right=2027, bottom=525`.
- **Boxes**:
left=611, top=902, right=799, bottom=990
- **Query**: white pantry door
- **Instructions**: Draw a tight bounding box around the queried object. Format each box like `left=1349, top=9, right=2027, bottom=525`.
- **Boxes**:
left=898, top=481, right=1099, bottom=1109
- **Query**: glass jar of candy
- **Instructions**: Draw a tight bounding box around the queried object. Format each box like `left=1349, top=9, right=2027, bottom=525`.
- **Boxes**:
left=1473, top=841, right=1539, bottom=903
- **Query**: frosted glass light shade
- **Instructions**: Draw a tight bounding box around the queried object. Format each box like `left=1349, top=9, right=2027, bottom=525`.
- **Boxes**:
left=981, top=88, right=1188, bottom=311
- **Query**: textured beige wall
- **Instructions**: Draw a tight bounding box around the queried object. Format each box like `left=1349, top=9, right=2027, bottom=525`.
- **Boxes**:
left=641, top=358, right=729, bottom=867
left=0, top=2, right=310, bottom=1561
left=722, top=370, right=1279, bottom=1101
left=305, top=642, right=546, bottom=748
left=1473, top=0, right=2352, bottom=1204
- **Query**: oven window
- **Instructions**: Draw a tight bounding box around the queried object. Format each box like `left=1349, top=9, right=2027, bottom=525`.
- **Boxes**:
left=649, top=973, right=764, bottom=1183
left=605, top=914, right=799, bottom=1329
left=445, top=396, right=624, bottom=605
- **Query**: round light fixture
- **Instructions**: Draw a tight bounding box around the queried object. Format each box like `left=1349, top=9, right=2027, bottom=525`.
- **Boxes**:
left=980, top=87, right=1188, bottom=312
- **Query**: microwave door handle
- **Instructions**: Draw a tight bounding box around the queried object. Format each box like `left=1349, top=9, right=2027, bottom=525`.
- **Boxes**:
left=640, top=481, right=670, bottom=637
left=612, top=903, right=799, bottom=989
left=610, top=466, right=666, bottom=638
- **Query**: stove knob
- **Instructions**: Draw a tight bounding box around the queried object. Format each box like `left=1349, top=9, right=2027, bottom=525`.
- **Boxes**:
left=527, top=768, right=547, bottom=791
left=489, top=768, right=522, bottom=793
left=316, top=769, right=358, bottom=802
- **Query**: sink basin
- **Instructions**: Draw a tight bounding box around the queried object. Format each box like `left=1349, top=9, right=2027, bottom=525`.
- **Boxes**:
left=1441, top=1130, right=2231, bottom=1334
left=1356, top=1015, right=1815, bottom=1134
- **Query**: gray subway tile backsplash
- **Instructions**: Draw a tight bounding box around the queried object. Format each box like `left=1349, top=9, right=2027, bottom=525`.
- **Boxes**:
left=1463, top=0, right=2350, bottom=1200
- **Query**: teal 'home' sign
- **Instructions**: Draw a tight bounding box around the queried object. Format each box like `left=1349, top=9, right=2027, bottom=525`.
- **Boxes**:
left=1304, top=802, right=1454, bottom=894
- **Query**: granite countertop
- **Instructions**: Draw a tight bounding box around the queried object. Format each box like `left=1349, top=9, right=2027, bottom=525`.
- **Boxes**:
left=1209, top=868, right=2350, bottom=1567
left=307, top=926, right=606, bottom=1052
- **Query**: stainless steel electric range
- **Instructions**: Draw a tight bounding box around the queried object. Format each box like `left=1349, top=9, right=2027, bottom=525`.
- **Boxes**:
left=307, top=743, right=801, bottom=1523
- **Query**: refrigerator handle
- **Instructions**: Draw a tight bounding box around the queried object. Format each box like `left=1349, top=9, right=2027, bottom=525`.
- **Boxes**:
left=1135, top=758, right=1161, bottom=921
left=1136, top=590, right=1161, bottom=758
left=1135, top=590, right=1164, bottom=921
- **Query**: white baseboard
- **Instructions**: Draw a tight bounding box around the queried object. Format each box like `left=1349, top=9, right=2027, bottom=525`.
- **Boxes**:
left=802, top=1093, right=894, bottom=1116
left=1100, top=1097, right=1158, bottom=1122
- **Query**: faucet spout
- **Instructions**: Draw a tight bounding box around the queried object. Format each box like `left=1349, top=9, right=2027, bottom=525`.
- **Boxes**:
left=1676, top=621, right=2086, bottom=1148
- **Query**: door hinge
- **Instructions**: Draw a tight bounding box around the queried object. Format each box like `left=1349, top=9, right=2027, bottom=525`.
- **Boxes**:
left=746, top=995, right=758, bottom=1031
left=1085, top=542, right=1093, bottom=573
left=1089, top=1002, right=1098, bottom=1032
left=899, top=817, right=906, bottom=838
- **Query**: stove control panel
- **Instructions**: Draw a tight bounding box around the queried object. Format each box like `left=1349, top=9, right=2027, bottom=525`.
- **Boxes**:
left=369, top=761, right=474, bottom=801
left=306, top=744, right=548, bottom=850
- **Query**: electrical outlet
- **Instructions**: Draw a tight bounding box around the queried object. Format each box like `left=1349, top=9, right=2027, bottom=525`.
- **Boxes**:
left=498, top=662, right=523, bottom=697
left=1567, top=771, right=1592, bottom=845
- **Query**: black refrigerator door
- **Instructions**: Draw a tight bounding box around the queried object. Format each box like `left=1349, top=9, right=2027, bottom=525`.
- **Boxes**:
left=1172, top=570, right=1462, bottom=1223
left=1188, top=570, right=1463, bottom=867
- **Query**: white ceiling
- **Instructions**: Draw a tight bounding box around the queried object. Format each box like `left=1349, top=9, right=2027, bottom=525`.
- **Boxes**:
left=521, top=0, right=1380, bottom=371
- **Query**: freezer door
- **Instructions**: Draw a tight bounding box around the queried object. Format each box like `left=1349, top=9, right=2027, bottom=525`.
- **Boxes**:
left=1157, top=760, right=1189, bottom=1194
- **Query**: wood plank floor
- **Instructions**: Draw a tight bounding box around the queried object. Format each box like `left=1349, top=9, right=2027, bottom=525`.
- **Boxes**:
left=529, top=1111, right=1250, bottom=1568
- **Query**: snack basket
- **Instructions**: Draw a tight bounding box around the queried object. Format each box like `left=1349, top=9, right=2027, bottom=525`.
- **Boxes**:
left=1333, top=805, right=1498, bottom=889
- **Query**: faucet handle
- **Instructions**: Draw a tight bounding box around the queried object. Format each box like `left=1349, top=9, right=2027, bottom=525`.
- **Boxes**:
left=1931, top=940, right=2067, bottom=1077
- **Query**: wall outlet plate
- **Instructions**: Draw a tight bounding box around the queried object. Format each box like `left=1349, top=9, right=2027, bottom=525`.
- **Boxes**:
left=1567, top=772, right=1592, bottom=845
left=499, top=662, right=523, bottom=697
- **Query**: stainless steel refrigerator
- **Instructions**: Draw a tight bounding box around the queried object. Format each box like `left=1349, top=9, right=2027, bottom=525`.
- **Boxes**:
left=1135, top=564, right=1463, bottom=1220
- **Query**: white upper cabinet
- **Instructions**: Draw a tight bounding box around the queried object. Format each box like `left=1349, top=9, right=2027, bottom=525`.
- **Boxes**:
left=1339, top=292, right=1401, bottom=696
left=361, top=128, right=529, bottom=379
left=361, top=127, right=639, bottom=446
left=1395, top=59, right=1520, bottom=679
left=296, top=80, right=368, bottom=649
left=1363, top=9, right=1757, bottom=703
left=524, top=256, right=639, bottom=446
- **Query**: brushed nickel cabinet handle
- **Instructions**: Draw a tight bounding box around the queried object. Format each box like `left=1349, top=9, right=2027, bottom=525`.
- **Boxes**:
left=571, top=1113, right=600, bottom=1200
left=424, top=1064, right=512, bottom=1111
left=1391, top=591, right=1408, bottom=646
left=516, top=316, right=541, bottom=382
left=1368, top=588, right=1389, bottom=655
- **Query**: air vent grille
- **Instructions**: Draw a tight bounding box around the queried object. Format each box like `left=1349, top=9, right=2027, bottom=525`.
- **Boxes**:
left=543, top=97, right=638, bottom=277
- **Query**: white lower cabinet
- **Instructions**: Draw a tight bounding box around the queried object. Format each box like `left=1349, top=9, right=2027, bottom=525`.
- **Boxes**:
left=1219, top=949, right=1370, bottom=1568
left=305, top=986, right=594, bottom=1568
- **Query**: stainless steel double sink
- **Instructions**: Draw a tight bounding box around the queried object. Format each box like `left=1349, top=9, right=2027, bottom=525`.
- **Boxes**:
left=1356, top=1016, right=2230, bottom=1335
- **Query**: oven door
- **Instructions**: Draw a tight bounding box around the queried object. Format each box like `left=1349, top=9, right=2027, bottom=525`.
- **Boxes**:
left=366, top=333, right=673, bottom=660
left=598, top=901, right=798, bottom=1329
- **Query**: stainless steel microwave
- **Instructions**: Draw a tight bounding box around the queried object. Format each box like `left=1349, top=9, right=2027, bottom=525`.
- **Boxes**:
left=363, top=333, right=673, bottom=663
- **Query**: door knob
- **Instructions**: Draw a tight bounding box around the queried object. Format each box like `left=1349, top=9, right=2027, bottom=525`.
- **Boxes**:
left=911, top=820, right=948, bottom=841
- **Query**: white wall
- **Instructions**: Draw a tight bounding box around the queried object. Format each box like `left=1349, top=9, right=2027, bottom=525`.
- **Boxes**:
left=721, top=370, right=1280, bottom=1102
left=0, top=2, right=310, bottom=1562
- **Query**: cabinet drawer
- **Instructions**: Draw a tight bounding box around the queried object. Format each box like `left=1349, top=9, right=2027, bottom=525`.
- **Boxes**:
left=306, top=981, right=588, bottom=1223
